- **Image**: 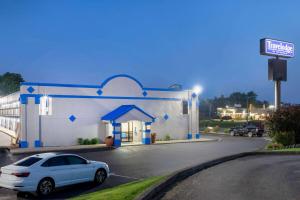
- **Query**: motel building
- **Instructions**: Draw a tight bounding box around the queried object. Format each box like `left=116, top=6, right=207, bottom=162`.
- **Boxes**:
left=0, top=74, right=200, bottom=148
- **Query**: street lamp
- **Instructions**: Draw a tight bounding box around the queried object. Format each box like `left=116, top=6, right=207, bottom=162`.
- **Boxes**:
left=193, top=85, right=203, bottom=96
left=191, top=85, right=203, bottom=140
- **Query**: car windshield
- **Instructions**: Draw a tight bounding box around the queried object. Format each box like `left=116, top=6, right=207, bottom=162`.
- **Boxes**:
left=15, top=157, right=43, bottom=167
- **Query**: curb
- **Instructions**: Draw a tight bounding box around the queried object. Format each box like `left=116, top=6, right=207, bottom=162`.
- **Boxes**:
left=135, top=151, right=300, bottom=200
left=9, top=146, right=115, bottom=155
left=8, top=137, right=220, bottom=155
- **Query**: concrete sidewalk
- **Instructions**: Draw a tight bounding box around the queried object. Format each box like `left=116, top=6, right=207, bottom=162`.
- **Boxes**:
left=9, top=137, right=218, bottom=155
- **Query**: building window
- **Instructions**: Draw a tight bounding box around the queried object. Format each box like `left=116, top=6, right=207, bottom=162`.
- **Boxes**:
left=39, top=96, right=52, bottom=115
left=182, top=100, right=188, bottom=115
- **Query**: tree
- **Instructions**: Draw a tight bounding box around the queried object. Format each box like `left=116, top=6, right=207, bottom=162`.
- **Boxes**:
left=0, top=72, right=24, bottom=96
left=267, top=105, right=300, bottom=145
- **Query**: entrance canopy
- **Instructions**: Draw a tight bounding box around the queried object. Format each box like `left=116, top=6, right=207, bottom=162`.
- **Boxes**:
left=101, top=105, right=155, bottom=123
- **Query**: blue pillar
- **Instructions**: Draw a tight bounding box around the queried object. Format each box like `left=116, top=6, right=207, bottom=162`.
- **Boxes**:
left=143, top=122, right=151, bottom=144
left=112, top=122, right=122, bottom=147
left=19, top=141, right=28, bottom=148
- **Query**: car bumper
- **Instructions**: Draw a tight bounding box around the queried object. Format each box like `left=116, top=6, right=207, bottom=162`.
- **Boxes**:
left=0, top=178, right=36, bottom=192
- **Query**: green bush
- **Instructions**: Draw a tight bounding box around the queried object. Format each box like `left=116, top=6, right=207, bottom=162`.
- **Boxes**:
left=83, top=139, right=90, bottom=145
left=199, top=120, right=246, bottom=129
left=267, top=105, right=300, bottom=145
left=266, top=143, right=284, bottom=150
left=77, top=138, right=84, bottom=145
left=224, top=128, right=230, bottom=133
left=90, top=138, right=99, bottom=145
left=213, top=125, right=220, bottom=132
left=164, top=134, right=171, bottom=141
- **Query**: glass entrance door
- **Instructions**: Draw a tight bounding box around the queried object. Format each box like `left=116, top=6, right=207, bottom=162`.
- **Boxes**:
left=121, top=121, right=134, bottom=142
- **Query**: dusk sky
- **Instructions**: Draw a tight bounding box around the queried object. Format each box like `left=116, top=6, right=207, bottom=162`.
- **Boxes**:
left=0, top=0, right=299, bottom=103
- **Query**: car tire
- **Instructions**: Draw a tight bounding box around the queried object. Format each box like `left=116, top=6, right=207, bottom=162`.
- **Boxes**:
left=94, top=169, right=107, bottom=185
left=37, top=178, right=55, bottom=196
left=248, top=132, right=253, bottom=137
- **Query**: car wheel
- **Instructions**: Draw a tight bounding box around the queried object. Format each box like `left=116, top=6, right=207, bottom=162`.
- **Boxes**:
left=94, top=169, right=107, bottom=185
left=37, top=178, right=54, bottom=196
left=230, top=131, right=235, bottom=136
left=248, top=132, right=253, bottom=137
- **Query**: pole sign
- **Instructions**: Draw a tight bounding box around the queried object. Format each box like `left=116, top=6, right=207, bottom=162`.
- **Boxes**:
left=260, top=38, right=295, bottom=58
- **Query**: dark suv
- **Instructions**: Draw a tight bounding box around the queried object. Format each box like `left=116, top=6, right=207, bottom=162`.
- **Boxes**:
left=229, top=123, right=264, bottom=137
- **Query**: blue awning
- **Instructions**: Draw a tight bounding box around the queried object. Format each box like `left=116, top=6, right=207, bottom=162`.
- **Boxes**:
left=101, top=105, right=155, bottom=122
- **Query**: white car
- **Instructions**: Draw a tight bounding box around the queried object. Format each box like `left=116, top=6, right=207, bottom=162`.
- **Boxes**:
left=0, top=153, right=110, bottom=196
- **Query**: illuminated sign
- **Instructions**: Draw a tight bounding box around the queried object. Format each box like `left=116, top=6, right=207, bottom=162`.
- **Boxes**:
left=260, top=38, right=294, bottom=58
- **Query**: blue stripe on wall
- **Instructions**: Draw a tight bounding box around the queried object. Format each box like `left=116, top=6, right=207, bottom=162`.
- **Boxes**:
left=20, top=94, right=182, bottom=101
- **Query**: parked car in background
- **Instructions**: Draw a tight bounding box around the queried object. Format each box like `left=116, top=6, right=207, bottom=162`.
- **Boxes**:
left=229, top=123, right=264, bottom=137
left=0, top=153, right=110, bottom=196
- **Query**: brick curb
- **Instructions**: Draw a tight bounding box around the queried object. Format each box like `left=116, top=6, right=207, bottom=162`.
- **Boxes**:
left=135, top=151, right=300, bottom=200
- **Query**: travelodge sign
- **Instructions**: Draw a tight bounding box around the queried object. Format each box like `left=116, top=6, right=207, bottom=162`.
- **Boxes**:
left=260, top=38, right=295, bottom=58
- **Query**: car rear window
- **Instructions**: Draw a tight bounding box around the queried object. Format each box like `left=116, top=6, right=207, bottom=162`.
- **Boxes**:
left=15, top=157, right=43, bottom=167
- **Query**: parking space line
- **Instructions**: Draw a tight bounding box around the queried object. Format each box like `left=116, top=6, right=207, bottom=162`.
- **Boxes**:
left=110, top=173, right=141, bottom=180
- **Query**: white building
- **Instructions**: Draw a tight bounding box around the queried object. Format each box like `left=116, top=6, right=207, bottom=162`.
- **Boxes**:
left=0, top=74, right=200, bottom=148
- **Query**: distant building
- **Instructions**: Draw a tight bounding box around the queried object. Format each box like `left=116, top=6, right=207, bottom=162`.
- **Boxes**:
left=217, top=104, right=273, bottom=120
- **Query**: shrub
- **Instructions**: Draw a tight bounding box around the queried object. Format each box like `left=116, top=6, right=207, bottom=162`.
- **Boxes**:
left=83, top=139, right=90, bottom=145
left=267, top=105, right=300, bottom=145
left=164, top=134, right=171, bottom=141
left=266, top=143, right=284, bottom=150
left=77, top=138, right=84, bottom=145
left=224, top=128, right=230, bottom=133
left=90, top=138, right=99, bottom=145
left=213, top=125, right=220, bottom=132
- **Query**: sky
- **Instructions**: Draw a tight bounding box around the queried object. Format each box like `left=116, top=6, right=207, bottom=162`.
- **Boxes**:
left=0, top=0, right=299, bottom=103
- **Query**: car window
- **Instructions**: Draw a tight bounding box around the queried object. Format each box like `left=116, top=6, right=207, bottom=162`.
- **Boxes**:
left=15, top=157, right=42, bottom=167
left=42, top=156, right=68, bottom=167
left=66, top=156, right=87, bottom=165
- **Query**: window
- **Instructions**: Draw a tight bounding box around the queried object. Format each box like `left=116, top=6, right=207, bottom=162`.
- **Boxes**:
left=182, top=100, right=188, bottom=115
left=15, top=157, right=42, bottom=167
left=42, top=156, right=68, bottom=167
left=39, top=96, right=52, bottom=115
left=65, top=156, right=87, bottom=165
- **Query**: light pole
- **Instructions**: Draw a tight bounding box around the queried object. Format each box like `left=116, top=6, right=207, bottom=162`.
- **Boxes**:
left=192, top=85, right=203, bottom=139
left=246, top=95, right=256, bottom=123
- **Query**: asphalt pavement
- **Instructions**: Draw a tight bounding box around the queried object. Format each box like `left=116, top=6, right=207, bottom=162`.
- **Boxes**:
left=0, top=134, right=267, bottom=199
left=162, top=155, right=300, bottom=200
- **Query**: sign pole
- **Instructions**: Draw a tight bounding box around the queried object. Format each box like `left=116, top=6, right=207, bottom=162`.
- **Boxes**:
left=274, top=80, right=281, bottom=110
left=274, top=56, right=281, bottom=110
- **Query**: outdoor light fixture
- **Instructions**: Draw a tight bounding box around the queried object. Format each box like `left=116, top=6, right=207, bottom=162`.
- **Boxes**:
left=193, top=85, right=203, bottom=95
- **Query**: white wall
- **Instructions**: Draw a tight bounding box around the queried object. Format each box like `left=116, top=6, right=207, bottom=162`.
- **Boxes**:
left=20, top=75, right=198, bottom=147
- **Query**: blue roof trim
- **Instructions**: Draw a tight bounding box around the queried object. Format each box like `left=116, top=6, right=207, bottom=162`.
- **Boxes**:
left=101, top=105, right=155, bottom=121
left=20, top=93, right=181, bottom=101
left=100, top=74, right=144, bottom=90
left=21, top=82, right=101, bottom=88
left=21, top=74, right=184, bottom=92
left=143, top=87, right=182, bottom=91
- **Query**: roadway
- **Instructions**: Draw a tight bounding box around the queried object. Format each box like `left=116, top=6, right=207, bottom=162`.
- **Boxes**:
left=162, top=155, right=300, bottom=200
left=0, top=134, right=267, bottom=199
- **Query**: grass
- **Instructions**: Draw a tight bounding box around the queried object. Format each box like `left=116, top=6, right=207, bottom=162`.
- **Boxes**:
left=71, top=176, right=166, bottom=200
left=274, top=148, right=300, bottom=152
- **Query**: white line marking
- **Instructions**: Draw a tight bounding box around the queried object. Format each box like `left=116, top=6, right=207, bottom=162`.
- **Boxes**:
left=110, top=173, right=141, bottom=180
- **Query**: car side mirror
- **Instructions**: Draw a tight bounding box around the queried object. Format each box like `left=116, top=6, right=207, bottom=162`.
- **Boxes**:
left=86, top=160, right=91, bottom=164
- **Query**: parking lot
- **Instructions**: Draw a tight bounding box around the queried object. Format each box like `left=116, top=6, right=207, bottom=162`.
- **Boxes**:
left=0, top=135, right=267, bottom=199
